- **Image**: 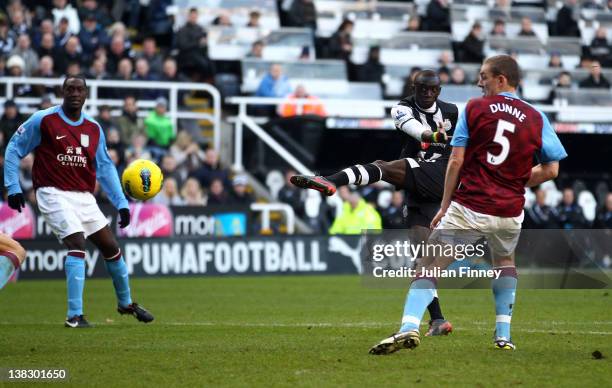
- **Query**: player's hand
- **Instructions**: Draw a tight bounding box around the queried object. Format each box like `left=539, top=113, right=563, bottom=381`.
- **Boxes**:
left=7, top=193, right=25, bottom=213
left=118, top=208, right=131, bottom=229
left=430, top=208, right=446, bottom=230
left=421, top=130, right=449, bottom=144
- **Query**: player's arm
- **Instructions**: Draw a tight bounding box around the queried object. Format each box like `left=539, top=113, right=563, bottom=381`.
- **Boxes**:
left=526, top=111, right=567, bottom=187
left=95, top=125, right=129, bottom=212
left=430, top=106, right=470, bottom=228
left=4, top=111, right=44, bottom=211
left=391, top=105, right=448, bottom=143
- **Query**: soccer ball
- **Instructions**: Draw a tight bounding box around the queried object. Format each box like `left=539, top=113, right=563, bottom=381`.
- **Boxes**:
left=121, top=159, right=163, bottom=201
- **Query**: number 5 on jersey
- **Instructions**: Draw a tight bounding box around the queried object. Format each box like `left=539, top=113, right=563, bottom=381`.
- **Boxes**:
left=488, top=119, right=516, bottom=166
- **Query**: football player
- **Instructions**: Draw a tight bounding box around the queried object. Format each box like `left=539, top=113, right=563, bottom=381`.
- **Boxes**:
left=0, top=234, right=26, bottom=290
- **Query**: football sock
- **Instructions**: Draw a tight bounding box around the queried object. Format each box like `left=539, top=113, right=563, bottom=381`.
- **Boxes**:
left=427, top=296, right=445, bottom=321
left=65, top=251, right=86, bottom=317
left=399, top=277, right=437, bottom=332
left=0, top=252, right=20, bottom=290
left=104, top=251, right=132, bottom=308
left=325, top=163, right=382, bottom=187
left=492, top=266, right=518, bottom=340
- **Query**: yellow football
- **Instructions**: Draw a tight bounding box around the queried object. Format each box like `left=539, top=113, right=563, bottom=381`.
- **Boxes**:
left=121, top=159, right=163, bottom=201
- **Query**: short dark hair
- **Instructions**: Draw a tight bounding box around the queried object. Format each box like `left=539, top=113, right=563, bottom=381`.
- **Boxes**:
left=484, top=55, right=521, bottom=87
left=63, top=74, right=87, bottom=88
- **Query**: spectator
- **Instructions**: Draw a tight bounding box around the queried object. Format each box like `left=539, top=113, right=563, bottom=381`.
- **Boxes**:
left=547, top=71, right=573, bottom=103
left=556, top=0, right=580, bottom=37
left=159, top=58, right=189, bottom=102
left=6, top=55, right=32, bottom=96
left=33, top=19, right=54, bottom=50
left=191, top=148, right=231, bottom=189
left=144, top=97, right=175, bottom=148
left=54, top=17, right=72, bottom=48
left=55, top=35, right=81, bottom=74
left=590, top=27, right=611, bottom=67
left=39, top=94, right=54, bottom=110
left=438, top=67, right=450, bottom=84
left=136, top=37, right=163, bottom=76
left=208, top=178, right=230, bottom=205
left=96, top=105, right=118, bottom=135
left=285, top=0, right=317, bottom=31
left=78, top=12, right=109, bottom=62
left=593, top=193, right=612, bottom=228
left=153, top=177, right=184, bottom=206
left=0, top=100, right=25, bottom=147
left=425, top=0, right=450, bottom=32
left=329, top=19, right=353, bottom=61
left=105, top=128, right=126, bottom=168
left=404, top=15, right=422, bottom=32
left=247, top=10, right=261, bottom=28
left=125, top=132, right=152, bottom=163
left=180, top=178, right=206, bottom=206
left=109, top=57, right=134, bottom=98
left=277, top=169, right=304, bottom=215
left=438, top=50, right=453, bottom=68
left=212, top=12, right=233, bottom=26
left=144, top=0, right=174, bottom=48
left=107, top=34, right=131, bottom=75
left=491, top=19, right=506, bottom=36
left=65, top=61, right=81, bottom=76
left=116, top=95, right=145, bottom=144
left=9, top=8, right=29, bottom=37
left=358, top=46, right=385, bottom=83
left=78, top=0, right=113, bottom=28
left=329, top=187, right=382, bottom=234
left=279, top=84, right=326, bottom=117
left=518, top=17, right=536, bottom=37
left=33, top=56, right=58, bottom=95
left=133, top=57, right=160, bottom=100
left=0, top=17, right=17, bottom=57
left=461, top=22, right=485, bottom=63
left=381, top=191, right=405, bottom=229
left=9, top=34, right=38, bottom=76
left=450, top=66, right=467, bottom=85
left=108, top=22, right=133, bottom=52
left=52, top=0, right=80, bottom=34
left=247, top=40, right=264, bottom=58
left=556, top=188, right=589, bottom=229
left=87, top=56, right=109, bottom=79
left=402, top=66, right=422, bottom=96
left=160, top=154, right=184, bottom=187
left=255, top=63, right=292, bottom=98
left=175, top=8, right=214, bottom=81
left=579, top=60, right=611, bottom=88
left=548, top=52, right=563, bottom=68
left=170, top=131, right=205, bottom=174
left=37, top=32, right=60, bottom=63
left=525, top=188, right=559, bottom=228
left=230, top=175, right=255, bottom=205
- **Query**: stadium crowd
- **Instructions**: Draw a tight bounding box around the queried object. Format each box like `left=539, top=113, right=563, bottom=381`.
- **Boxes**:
left=0, top=0, right=611, bottom=234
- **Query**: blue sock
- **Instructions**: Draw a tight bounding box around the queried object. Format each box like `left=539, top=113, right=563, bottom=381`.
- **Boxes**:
left=399, top=278, right=436, bottom=333
left=0, top=252, right=19, bottom=289
left=65, top=252, right=86, bottom=317
left=492, top=267, right=518, bottom=340
left=104, top=253, right=132, bottom=308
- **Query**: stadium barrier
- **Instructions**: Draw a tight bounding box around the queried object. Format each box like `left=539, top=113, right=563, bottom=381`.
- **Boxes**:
left=0, top=77, right=222, bottom=151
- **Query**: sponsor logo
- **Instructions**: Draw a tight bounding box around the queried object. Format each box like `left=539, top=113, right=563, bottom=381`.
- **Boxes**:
left=328, top=236, right=362, bottom=273
left=0, top=203, right=35, bottom=239
left=81, top=134, right=89, bottom=147
left=56, top=135, right=67, bottom=140
left=118, top=203, right=173, bottom=238
left=16, top=125, right=26, bottom=135
left=57, top=145, right=87, bottom=167
left=140, top=168, right=152, bottom=193
left=395, top=110, right=407, bottom=120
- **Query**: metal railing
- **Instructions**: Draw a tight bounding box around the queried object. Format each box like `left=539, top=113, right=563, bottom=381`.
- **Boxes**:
left=0, top=77, right=222, bottom=151
left=251, top=202, right=296, bottom=234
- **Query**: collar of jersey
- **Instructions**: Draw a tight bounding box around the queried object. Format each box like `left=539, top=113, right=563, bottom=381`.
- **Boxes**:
left=498, top=91, right=518, bottom=98
left=414, top=101, right=438, bottom=114
left=58, top=106, right=85, bottom=126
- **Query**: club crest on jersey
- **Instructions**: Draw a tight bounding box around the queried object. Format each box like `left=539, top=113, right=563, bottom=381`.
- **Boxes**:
left=16, top=125, right=26, bottom=135
left=80, top=134, right=89, bottom=147
left=440, top=119, right=452, bottom=131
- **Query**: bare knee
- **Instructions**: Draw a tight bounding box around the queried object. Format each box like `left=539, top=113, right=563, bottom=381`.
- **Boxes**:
left=62, top=233, right=87, bottom=252
left=13, top=243, right=26, bottom=263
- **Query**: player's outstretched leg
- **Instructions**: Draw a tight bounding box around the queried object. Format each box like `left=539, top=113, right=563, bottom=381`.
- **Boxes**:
left=492, top=266, right=518, bottom=350
left=89, top=227, right=154, bottom=323
left=0, top=235, right=26, bottom=290
left=425, top=292, right=453, bottom=336
left=369, top=276, right=437, bottom=355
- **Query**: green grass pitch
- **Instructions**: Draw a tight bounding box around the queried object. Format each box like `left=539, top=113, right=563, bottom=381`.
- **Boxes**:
left=0, top=276, right=610, bottom=387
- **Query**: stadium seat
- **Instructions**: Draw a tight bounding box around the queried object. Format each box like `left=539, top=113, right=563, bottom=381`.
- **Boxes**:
left=524, top=188, right=536, bottom=209
left=540, top=180, right=562, bottom=207
left=304, top=191, right=322, bottom=218
left=377, top=190, right=393, bottom=210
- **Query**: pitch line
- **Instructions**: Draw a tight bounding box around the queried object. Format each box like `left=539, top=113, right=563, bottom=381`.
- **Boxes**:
left=1, top=321, right=611, bottom=335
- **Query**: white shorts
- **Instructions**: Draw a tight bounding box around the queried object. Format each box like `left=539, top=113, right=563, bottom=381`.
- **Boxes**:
left=430, top=201, right=524, bottom=257
left=36, top=187, right=109, bottom=240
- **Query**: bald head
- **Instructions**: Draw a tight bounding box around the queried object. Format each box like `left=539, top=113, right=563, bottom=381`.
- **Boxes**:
left=413, top=69, right=441, bottom=108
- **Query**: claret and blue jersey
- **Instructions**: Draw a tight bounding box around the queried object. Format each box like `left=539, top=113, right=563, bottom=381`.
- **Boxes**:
left=4, top=105, right=128, bottom=211
left=450, top=92, right=568, bottom=217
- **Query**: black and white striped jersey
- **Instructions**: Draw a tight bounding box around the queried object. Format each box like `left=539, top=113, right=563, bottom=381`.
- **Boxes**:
left=393, top=95, right=459, bottom=161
